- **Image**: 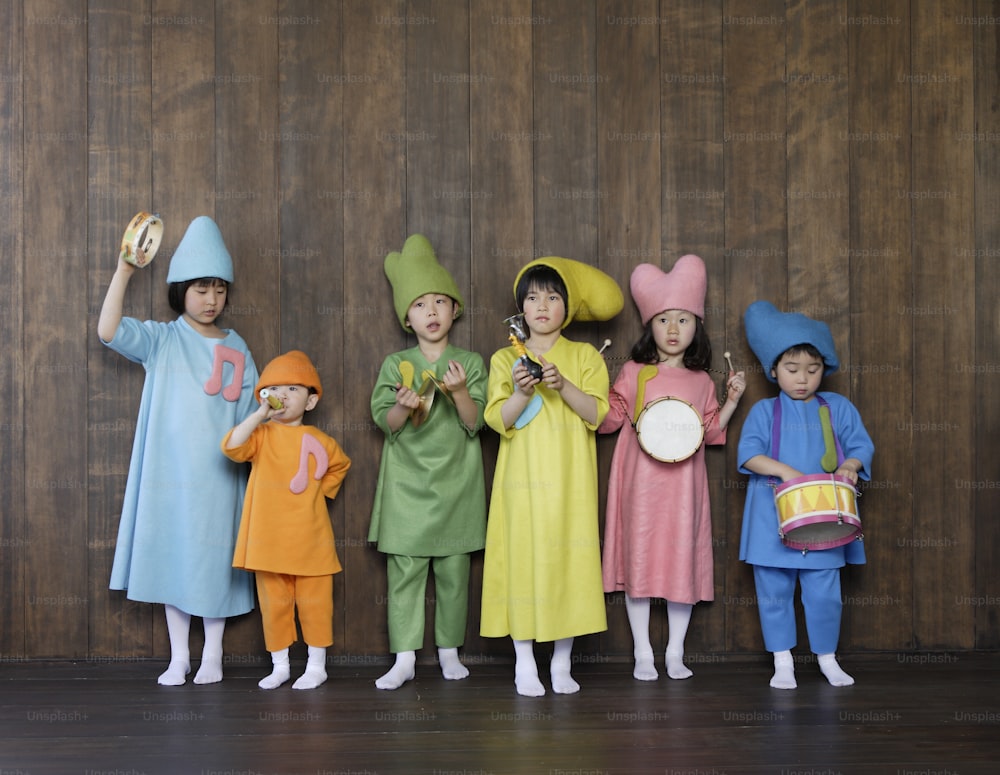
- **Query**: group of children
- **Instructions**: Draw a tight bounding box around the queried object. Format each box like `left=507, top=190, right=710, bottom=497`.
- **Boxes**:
left=99, top=218, right=873, bottom=696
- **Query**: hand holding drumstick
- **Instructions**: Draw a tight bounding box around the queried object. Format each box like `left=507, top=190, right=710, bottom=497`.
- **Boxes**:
left=716, top=351, right=746, bottom=431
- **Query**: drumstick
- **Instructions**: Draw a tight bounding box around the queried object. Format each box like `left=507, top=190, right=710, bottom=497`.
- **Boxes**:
left=598, top=339, right=612, bottom=355
left=724, top=351, right=735, bottom=374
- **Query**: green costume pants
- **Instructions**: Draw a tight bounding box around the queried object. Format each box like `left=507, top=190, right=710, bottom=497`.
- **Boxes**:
left=386, top=553, right=470, bottom=653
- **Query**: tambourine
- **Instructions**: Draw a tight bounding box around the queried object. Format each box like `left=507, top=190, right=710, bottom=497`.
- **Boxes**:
left=119, top=211, right=163, bottom=267
left=634, top=396, right=705, bottom=463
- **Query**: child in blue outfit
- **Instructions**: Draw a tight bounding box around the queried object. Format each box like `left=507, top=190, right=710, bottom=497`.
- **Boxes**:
left=738, top=301, right=874, bottom=689
left=98, top=216, right=258, bottom=685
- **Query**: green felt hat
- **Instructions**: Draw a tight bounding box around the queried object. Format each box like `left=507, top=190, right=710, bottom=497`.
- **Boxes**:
left=384, top=235, right=464, bottom=332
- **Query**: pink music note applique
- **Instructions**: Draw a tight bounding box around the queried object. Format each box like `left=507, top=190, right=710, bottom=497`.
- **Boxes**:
left=204, top=345, right=245, bottom=402
left=289, top=433, right=329, bottom=494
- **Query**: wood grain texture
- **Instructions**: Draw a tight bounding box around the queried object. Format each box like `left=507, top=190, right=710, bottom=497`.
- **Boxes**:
left=0, top=1, right=995, bottom=661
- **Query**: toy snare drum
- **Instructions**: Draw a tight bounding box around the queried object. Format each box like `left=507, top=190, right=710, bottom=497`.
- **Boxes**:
left=119, top=211, right=163, bottom=267
left=774, top=473, right=862, bottom=553
left=634, top=396, right=705, bottom=463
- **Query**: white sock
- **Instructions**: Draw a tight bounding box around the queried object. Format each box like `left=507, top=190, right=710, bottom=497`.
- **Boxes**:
left=293, top=646, right=328, bottom=690
left=158, top=605, right=191, bottom=686
left=194, top=617, right=225, bottom=684
left=818, top=653, right=854, bottom=687
left=375, top=650, right=416, bottom=690
left=513, top=639, right=545, bottom=697
left=259, top=648, right=291, bottom=690
left=438, top=647, right=469, bottom=681
left=665, top=601, right=694, bottom=680
left=625, top=595, right=657, bottom=681
left=550, top=637, right=579, bottom=695
left=770, top=650, right=796, bottom=689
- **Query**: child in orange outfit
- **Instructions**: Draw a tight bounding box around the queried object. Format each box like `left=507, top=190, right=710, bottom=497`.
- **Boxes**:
left=223, top=351, right=351, bottom=690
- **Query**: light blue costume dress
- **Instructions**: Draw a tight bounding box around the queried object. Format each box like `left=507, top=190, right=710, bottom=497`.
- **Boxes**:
left=738, top=390, right=874, bottom=653
left=105, top=316, right=258, bottom=618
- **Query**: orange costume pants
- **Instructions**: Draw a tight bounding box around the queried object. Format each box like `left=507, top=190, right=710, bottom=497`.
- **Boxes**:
left=255, top=571, right=333, bottom=652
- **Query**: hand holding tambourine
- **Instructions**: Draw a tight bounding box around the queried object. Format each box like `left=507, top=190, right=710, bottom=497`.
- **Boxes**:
left=119, top=212, right=163, bottom=268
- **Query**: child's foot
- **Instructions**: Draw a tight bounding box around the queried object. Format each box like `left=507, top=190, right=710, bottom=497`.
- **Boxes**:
left=157, top=659, right=190, bottom=686
left=375, top=651, right=416, bottom=690
left=770, top=651, right=796, bottom=689
left=193, top=651, right=223, bottom=684
left=438, top=647, right=469, bottom=681
left=259, top=664, right=291, bottom=690
left=550, top=659, right=580, bottom=695
left=292, top=665, right=327, bottom=690
left=665, top=650, right=693, bottom=680
left=632, top=649, right=658, bottom=681
left=818, top=653, right=854, bottom=687
left=514, top=667, right=546, bottom=697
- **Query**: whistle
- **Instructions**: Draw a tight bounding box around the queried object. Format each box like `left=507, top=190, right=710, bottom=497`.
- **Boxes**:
left=260, top=389, right=283, bottom=410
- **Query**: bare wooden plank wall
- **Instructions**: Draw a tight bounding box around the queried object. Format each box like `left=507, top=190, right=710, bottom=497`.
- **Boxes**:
left=1, top=1, right=996, bottom=661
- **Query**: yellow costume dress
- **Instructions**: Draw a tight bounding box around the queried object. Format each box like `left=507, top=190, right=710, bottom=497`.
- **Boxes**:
left=480, top=336, right=609, bottom=642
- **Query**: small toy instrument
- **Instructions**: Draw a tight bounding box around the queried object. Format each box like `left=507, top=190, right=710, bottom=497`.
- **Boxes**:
left=119, top=212, right=163, bottom=267
left=260, top=389, right=283, bottom=410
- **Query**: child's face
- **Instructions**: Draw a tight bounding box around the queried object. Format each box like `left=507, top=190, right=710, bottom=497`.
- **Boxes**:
left=650, top=309, right=696, bottom=362
left=405, top=293, right=457, bottom=342
left=521, top=283, right=566, bottom=336
left=772, top=350, right=824, bottom=402
left=260, top=383, right=318, bottom=426
left=183, top=280, right=227, bottom=329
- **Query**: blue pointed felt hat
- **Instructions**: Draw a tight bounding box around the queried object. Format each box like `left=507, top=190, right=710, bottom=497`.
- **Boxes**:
left=744, top=300, right=839, bottom=383
left=166, top=216, right=234, bottom=284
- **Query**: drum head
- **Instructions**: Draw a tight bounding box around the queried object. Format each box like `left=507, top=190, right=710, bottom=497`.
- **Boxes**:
left=635, top=397, right=704, bottom=463
left=119, top=212, right=163, bottom=267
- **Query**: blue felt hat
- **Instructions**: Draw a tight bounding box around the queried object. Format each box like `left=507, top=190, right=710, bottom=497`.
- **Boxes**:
left=166, top=216, right=234, bottom=284
left=744, top=300, right=839, bottom=383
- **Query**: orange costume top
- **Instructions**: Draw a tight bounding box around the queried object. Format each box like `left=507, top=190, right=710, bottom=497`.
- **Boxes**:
left=223, top=422, right=351, bottom=576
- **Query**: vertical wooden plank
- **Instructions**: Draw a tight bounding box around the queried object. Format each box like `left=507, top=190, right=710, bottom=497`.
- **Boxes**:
left=910, top=1, right=977, bottom=649
left=533, top=0, right=598, bottom=265
left=0, top=0, right=25, bottom=659
left=22, top=0, right=89, bottom=657
left=972, top=0, right=1000, bottom=650
left=86, top=0, right=155, bottom=659
left=660, top=0, right=728, bottom=657
left=406, top=0, right=473, bottom=351
left=595, top=0, right=662, bottom=659
left=342, top=0, right=407, bottom=657
left=847, top=0, right=913, bottom=650
left=469, top=0, right=535, bottom=658
left=214, top=0, right=281, bottom=656
left=275, top=0, right=347, bottom=659
left=148, top=0, right=222, bottom=660
left=721, top=0, right=788, bottom=654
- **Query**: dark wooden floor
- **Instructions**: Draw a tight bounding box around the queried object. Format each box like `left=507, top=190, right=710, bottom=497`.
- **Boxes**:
left=2, top=652, right=998, bottom=775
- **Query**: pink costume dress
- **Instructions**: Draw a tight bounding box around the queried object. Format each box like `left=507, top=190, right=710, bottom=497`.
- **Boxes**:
left=600, top=361, right=725, bottom=603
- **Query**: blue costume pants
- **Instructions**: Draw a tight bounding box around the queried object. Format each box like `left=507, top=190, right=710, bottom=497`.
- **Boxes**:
left=752, top=565, right=842, bottom=654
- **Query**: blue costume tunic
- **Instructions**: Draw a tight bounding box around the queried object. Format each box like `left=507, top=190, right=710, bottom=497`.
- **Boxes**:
left=738, top=391, right=874, bottom=570
left=105, top=316, right=258, bottom=617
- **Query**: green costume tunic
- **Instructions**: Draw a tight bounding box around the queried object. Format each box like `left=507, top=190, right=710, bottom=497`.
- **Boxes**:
left=480, top=336, right=610, bottom=642
left=368, top=344, right=487, bottom=556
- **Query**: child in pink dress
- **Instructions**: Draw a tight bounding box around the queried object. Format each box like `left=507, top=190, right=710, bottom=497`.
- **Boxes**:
left=600, top=256, right=745, bottom=680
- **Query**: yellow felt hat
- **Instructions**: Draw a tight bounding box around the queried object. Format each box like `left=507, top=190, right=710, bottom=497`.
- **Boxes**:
left=514, top=257, right=624, bottom=326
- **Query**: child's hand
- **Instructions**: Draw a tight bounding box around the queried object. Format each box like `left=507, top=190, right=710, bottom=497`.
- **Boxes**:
left=726, top=370, right=746, bottom=404
left=512, top=361, right=539, bottom=396
left=835, top=464, right=859, bottom=485
left=442, top=359, right=468, bottom=394
left=539, top=356, right=564, bottom=391
left=394, top=384, right=421, bottom=410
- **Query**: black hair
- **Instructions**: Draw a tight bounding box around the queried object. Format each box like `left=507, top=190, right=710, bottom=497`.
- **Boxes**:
left=515, top=265, right=568, bottom=312
left=629, top=314, right=713, bottom=371
left=771, top=343, right=824, bottom=373
left=167, top=277, right=230, bottom=315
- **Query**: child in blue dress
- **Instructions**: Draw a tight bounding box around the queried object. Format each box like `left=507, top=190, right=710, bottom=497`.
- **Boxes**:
left=738, top=301, right=874, bottom=689
left=98, top=216, right=258, bottom=685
